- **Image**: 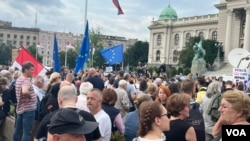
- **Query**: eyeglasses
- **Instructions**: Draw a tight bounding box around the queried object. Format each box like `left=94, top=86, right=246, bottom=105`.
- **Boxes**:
left=160, top=112, right=171, bottom=118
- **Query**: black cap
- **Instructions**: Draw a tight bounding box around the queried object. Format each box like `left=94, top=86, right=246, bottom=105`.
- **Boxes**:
left=48, top=108, right=98, bottom=135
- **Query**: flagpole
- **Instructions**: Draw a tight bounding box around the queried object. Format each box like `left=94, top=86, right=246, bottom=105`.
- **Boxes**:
left=84, top=0, right=88, bottom=70
left=35, top=12, right=38, bottom=59
left=84, top=0, right=88, bottom=28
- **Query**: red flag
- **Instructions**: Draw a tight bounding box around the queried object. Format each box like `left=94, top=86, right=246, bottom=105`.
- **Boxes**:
left=12, top=47, right=47, bottom=76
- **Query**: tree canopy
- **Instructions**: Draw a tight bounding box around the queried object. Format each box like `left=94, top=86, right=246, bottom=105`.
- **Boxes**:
left=124, top=41, right=149, bottom=69
left=27, top=46, right=43, bottom=63
left=0, top=43, right=12, bottom=65
left=178, top=37, right=224, bottom=68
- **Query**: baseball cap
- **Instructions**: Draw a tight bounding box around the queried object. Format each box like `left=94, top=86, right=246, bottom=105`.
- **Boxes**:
left=48, top=108, right=98, bottom=135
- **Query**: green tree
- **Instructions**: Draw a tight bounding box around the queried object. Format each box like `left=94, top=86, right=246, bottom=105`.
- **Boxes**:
left=89, top=27, right=105, bottom=68
left=27, top=46, right=43, bottom=62
left=59, top=49, right=77, bottom=69
left=0, top=43, right=12, bottom=65
left=124, top=41, right=149, bottom=68
left=179, top=37, right=223, bottom=68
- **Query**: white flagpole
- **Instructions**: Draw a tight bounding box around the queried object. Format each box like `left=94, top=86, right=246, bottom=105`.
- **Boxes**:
left=83, top=0, right=88, bottom=70
left=84, top=0, right=88, bottom=29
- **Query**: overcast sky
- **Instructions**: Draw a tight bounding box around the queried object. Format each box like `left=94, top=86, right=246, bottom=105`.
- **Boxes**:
left=0, top=0, right=219, bottom=41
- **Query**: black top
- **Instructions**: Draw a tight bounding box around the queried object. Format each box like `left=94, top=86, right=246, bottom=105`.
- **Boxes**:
left=102, top=103, right=120, bottom=132
left=85, top=76, right=104, bottom=91
left=113, top=78, right=123, bottom=88
left=0, top=89, right=10, bottom=116
left=36, top=107, right=101, bottom=141
left=164, top=119, right=191, bottom=141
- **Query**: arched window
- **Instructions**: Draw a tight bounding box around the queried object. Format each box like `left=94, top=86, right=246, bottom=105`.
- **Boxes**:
left=173, top=50, right=178, bottom=63
left=199, top=32, right=204, bottom=39
left=156, top=50, right=160, bottom=61
left=174, top=34, right=179, bottom=45
left=212, top=31, right=217, bottom=40
left=157, top=35, right=161, bottom=46
left=186, top=33, right=191, bottom=43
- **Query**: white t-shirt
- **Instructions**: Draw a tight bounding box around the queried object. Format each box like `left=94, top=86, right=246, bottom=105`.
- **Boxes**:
left=94, top=110, right=112, bottom=141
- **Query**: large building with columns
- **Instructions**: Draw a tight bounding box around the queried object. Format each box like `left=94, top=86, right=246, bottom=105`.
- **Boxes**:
left=148, top=0, right=249, bottom=67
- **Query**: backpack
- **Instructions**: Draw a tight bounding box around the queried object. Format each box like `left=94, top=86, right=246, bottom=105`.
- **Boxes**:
left=38, top=87, right=58, bottom=121
left=9, top=82, right=17, bottom=117
left=185, top=102, right=205, bottom=141
left=9, top=82, right=17, bottom=105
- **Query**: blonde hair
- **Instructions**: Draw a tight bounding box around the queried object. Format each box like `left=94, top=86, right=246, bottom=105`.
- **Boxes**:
left=46, top=72, right=61, bottom=90
left=223, top=90, right=250, bottom=119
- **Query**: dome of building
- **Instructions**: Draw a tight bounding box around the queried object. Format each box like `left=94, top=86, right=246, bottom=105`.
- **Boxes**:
left=159, top=5, right=178, bottom=20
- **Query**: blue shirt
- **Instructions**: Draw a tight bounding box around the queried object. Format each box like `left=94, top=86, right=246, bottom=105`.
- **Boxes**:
left=124, top=110, right=139, bottom=141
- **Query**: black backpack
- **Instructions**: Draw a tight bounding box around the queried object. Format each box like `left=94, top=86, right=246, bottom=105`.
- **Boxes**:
left=9, top=82, right=17, bottom=105
left=38, top=87, right=58, bottom=121
left=184, top=102, right=205, bottom=141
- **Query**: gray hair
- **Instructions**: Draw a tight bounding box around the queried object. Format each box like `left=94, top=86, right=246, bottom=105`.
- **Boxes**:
left=89, top=88, right=103, bottom=101
left=58, top=85, right=77, bottom=101
left=206, top=81, right=222, bottom=98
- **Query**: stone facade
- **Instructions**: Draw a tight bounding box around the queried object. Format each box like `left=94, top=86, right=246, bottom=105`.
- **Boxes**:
left=148, top=0, right=250, bottom=67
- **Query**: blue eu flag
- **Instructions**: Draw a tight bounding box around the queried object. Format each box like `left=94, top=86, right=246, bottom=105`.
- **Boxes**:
left=74, top=21, right=90, bottom=73
left=99, top=44, right=123, bottom=65
left=53, top=34, right=61, bottom=72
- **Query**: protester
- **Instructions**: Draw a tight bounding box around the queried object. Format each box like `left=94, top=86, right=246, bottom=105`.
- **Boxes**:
left=114, top=80, right=130, bottom=118
left=155, top=85, right=171, bottom=108
left=124, top=94, right=152, bottom=141
left=164, top=94, right=197, bottom=141
left=201, top=81, right=221, bottom=141
left=76, top=82, right=93, bottom=112
left=87, top=88, right=112, bottom=141
left=102, top=88, right=124, bottom=134
left=0, top=77, right=10, bottom=125
left=36, top=85, right=101, bottom=141
left=47, top=108, right=98, bottom=141
left=134, top=101, right=170, bottom=141
left=212, top=90, right=250, bottom=139
left=13, top=62, right=37, bottom=141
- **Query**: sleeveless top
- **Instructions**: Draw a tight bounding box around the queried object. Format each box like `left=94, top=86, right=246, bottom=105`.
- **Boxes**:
left=164, top=119, right=191, bottom=141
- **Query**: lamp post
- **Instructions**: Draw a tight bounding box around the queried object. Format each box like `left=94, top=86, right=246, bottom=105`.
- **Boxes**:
left=214, top=42, right=223, bottom=70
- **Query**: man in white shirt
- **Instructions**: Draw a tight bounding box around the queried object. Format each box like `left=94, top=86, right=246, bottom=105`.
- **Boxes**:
left=87, top=88, right=112, bottom=141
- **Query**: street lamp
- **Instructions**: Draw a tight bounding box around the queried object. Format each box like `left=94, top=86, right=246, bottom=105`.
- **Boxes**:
left=214, top=42, right=223, bottom=70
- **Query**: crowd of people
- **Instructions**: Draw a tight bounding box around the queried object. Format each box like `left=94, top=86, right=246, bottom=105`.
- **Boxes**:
left=0, top=62, right=250, bottom=141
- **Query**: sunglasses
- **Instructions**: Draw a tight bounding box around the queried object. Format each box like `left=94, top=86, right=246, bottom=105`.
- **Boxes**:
left=160, top=112, right=171, bottom=118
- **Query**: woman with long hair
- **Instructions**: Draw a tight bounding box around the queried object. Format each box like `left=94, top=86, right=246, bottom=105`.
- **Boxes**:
left=155, top=85, right=171, bottom=108
left=135, top=101, right=170, bottom=141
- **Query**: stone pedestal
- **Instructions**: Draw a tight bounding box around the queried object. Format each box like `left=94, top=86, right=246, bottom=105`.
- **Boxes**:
left=213, top=58, right=222, bottom=71
left=191, top=59, right=206, bottom=75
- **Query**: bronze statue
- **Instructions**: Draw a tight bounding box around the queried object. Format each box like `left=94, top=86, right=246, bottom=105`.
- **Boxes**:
left=193, top=39, right=206, bottom=61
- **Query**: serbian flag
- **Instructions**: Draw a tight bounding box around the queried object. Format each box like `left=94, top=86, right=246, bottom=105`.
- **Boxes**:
left=36, top=41, right=44, bottom=48
left=66, top=41, right=74, bottom=49
left=112, top=0, right=124, bottom=15
left=12, top=47, right=47, bottom=76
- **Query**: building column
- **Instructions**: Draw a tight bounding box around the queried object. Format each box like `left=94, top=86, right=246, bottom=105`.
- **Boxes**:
left=244, top=7, right=250, bottom=51
left=224, top=9, right=233, bottom=62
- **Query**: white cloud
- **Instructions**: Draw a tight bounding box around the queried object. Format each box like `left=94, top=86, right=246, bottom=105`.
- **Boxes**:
left=0, top=0, right=220, bottom=41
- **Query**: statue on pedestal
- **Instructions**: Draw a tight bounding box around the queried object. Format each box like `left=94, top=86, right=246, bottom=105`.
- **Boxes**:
left=191, top=39, right=206, bottom=75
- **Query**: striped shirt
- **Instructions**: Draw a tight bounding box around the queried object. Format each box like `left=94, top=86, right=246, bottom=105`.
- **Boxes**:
left=15, top=76, right=37, bottom=114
